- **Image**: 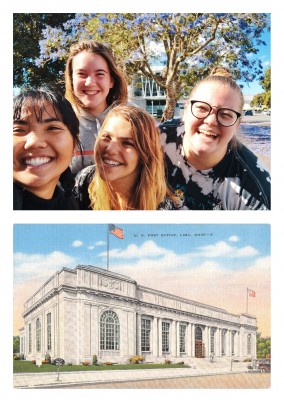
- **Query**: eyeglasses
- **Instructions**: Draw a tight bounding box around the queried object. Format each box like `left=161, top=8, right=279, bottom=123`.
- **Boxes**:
left=190, top=100, right=241, bottom=127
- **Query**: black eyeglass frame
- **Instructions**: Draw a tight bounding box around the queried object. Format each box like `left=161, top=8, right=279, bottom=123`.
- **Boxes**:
left=190, top=100, right=241, bottom=127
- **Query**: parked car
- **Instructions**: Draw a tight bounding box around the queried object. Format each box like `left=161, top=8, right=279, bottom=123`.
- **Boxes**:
left=257, top=359, right=271, bottom=373
left=244, top=110, right=253, bottom=116
left=262, top=109, right=271, bottom=115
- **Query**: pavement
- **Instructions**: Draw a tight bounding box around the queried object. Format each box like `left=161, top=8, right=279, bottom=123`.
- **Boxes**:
left=241, top=114, right=271, bottom=126
left=14, top=360, right=252, bottom=388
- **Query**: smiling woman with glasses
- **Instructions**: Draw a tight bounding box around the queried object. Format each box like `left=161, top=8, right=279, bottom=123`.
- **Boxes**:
left=159, top=66, right=271, bottom=210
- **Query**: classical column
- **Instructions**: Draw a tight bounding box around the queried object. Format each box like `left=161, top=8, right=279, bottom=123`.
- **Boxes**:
left=91, top=305, right=99, bottom=357
left=136, top=313, right=141, bottom=355
left=152, top=317, right=158, bottom=357
left=191, top=324, right=195, bottom=358
left=171, top=320, right=177, bottom=357
left=176, top=321, right=180, bottom=357
left=158, top=318, right=163, bottom=357
left=204, top=325, right=209, bottom=357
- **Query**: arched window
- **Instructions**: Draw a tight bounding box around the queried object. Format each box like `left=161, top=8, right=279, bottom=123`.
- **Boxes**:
left=36, top=318, right=41, bottom=352
left=195, top=326, right=203, bottom=341
left=247, top=334, right=252, bottom=355
left=100, top=310, right=120, bottom=350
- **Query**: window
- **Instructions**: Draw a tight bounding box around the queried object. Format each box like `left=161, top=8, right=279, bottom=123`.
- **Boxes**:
left=47, top=313, right=52, bottom=351
left=100, top=310, right=120, bottom=350
left=210, top=328, right=215, bottom=354
left=247, top=334, right=252, bottom=355
left=221, top=330, right=226, bottom=355
left=141, top=318, right=151, bottom=352
left=36, top=318, right=41, bottom=352
left=180, top=324, right=186, bottom=353
left=162, top=322, right=170, bottom=352
left=28, top=323, right=32, bottom=353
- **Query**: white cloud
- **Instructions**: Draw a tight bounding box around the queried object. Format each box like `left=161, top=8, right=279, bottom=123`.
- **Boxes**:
left=95, top=241, right=106, bottom=246
left=197, top=241, right=258, bottom=258
left=229, top=235, right=239, bottom=242
left=14, top=251, right=76, bottom=283
left=99, top=240, right=172, bottom=260
left=72, top=240, right=83, bottom=248
left=88, top=246, right=95, bottom=250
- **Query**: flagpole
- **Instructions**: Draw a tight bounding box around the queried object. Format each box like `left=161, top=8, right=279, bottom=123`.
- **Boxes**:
left=107, top=225, right=109, bottom=271
left=246, top=288, right=248, bottom=314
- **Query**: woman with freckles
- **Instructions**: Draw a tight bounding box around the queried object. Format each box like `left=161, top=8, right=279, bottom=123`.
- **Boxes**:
left=13, top=86, right=81, bottom=210
left=65, top=40, right=128, bottom=175
left=160, top=66, right=271, bottom=210
left=73, top=105, right=182, bottom=210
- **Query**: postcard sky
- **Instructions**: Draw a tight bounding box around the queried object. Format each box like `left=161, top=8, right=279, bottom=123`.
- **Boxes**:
left=14, top=224, right=270, bottom=337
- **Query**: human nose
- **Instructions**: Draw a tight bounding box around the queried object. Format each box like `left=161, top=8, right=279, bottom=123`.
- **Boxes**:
left=85, top=75, right=95, bottom=86
left=105, top=139, right=120, bottom=153
left=203, top=108, right=218, bottom=125
left=24, top=131, right=47, bottom=149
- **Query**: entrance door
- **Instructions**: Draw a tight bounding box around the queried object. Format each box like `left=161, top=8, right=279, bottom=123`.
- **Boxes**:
left=195, top=326, right=205, bottom=358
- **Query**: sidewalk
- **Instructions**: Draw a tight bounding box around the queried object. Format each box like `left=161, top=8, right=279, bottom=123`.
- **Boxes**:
left=14, top=362, right=250, bottom=388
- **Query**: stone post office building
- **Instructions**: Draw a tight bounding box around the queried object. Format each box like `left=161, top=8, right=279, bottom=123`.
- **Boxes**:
left=19, top=265, right=257, bottom=364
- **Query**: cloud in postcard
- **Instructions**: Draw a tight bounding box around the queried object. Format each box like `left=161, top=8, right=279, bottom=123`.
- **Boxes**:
left=72, top=240, right=83, bottom=248
left=196, top=241, right=258, bottom=258
left=14, top=251, right=76, bottom=284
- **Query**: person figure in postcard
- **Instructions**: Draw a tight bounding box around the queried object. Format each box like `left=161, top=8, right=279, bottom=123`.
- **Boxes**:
left=65, top=40, right=128, bottom=175
left=13, top=86, right=81, bottom=210
left=159, top=66, right=271, bottom=210
left=73, top=105, right=183, bottom=210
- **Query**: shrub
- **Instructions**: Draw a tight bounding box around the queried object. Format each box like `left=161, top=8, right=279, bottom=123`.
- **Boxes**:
left=32, top=360, right=36, bottom=364
left=128, top=355, right=145, bottom=364
left=247, top=364, right=253, bottom=370
left=42, top=360, right=50, bottom=364
left=45, top=353, right=51, bottom=363
left=164, top=359, right=172, bottom=364
left=92, top=354, right=98, bottom=365
left=82, top=361, right=90, bottom=366
left=103, top=361, right=113, bottom=365
left=177, top=361, right=184, bottom=365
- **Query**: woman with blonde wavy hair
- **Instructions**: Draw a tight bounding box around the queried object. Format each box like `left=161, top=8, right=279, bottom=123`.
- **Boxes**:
left=73, top=105, right=182, bottom=210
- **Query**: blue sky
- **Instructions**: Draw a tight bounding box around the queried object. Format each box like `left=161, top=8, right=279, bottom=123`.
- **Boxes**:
left=14, top=224, right=271, bottom=336
left=238, top=29, right=271, bottom=95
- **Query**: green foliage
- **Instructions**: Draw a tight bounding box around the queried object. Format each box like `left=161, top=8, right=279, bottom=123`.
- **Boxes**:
left=92, top=354, right=98, bottom=365
left=257, top=332, right=271, bottom=359
left=13, top=336, right=20, bottom=354
left=13, top=13, right=75, bottom=89
left=14, top=360, right=188, bottom=373
left=251, top=67, right=271, bottom=108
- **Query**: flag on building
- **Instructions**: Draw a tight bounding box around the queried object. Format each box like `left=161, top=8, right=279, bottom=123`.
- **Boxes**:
left=248, top=288, right=256, bottom=297
left=108, top=224, right=124, bottom=239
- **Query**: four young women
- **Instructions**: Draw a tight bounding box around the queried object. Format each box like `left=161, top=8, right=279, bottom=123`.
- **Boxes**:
left=13, top=40, right=271, bottom=210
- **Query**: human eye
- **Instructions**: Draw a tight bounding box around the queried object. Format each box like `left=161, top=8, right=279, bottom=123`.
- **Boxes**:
left=13, top=124, right=26, bottom=135
left=123, top=140, right=135, bottom=147
left=219, top=109, right=235, bottom=120
left=195, top=103, right=209, bottom=113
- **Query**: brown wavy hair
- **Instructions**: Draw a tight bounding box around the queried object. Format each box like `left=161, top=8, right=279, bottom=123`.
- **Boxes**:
left=65, top=40, right=128, bottom=114
left=88, top=105, right=173, bottom=210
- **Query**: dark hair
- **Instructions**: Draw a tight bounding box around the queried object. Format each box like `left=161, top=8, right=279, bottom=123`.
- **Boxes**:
left=65, top=40, right=128, bottom=113
left=13, top=85, right=82, bottom=194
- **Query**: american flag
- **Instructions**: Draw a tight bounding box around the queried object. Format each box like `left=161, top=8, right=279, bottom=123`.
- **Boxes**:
left=248, top=288, right=256, bottom=298
left=108, top=224, right=124, bottom=239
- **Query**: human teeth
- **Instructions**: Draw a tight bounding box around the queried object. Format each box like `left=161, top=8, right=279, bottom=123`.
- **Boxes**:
left=24, top=157, right=51, bottom=166
left=84, top=90, right=98, bottom=95
left=104, top=159, right=120, bottom=166
left=199, top=130, right=218, bottom=137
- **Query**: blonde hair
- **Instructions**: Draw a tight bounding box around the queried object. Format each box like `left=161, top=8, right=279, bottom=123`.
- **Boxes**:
left=88, top=105, right=171, bottom=210
left=188, top=65, right=244, bottom=112
left=65, top=40, right=128, bottom=114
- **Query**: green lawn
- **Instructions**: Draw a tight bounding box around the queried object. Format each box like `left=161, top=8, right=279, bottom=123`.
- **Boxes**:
left=14, top=360, right=189, bottom=374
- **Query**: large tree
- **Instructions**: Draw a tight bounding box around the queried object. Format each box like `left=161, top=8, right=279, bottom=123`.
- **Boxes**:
left=13, top=13, right=75, bottom=88
left=16, top=13, right=270, bottom=121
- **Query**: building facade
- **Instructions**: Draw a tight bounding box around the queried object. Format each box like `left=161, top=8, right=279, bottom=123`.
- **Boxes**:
left=20, top=265, right=257, bottom=364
